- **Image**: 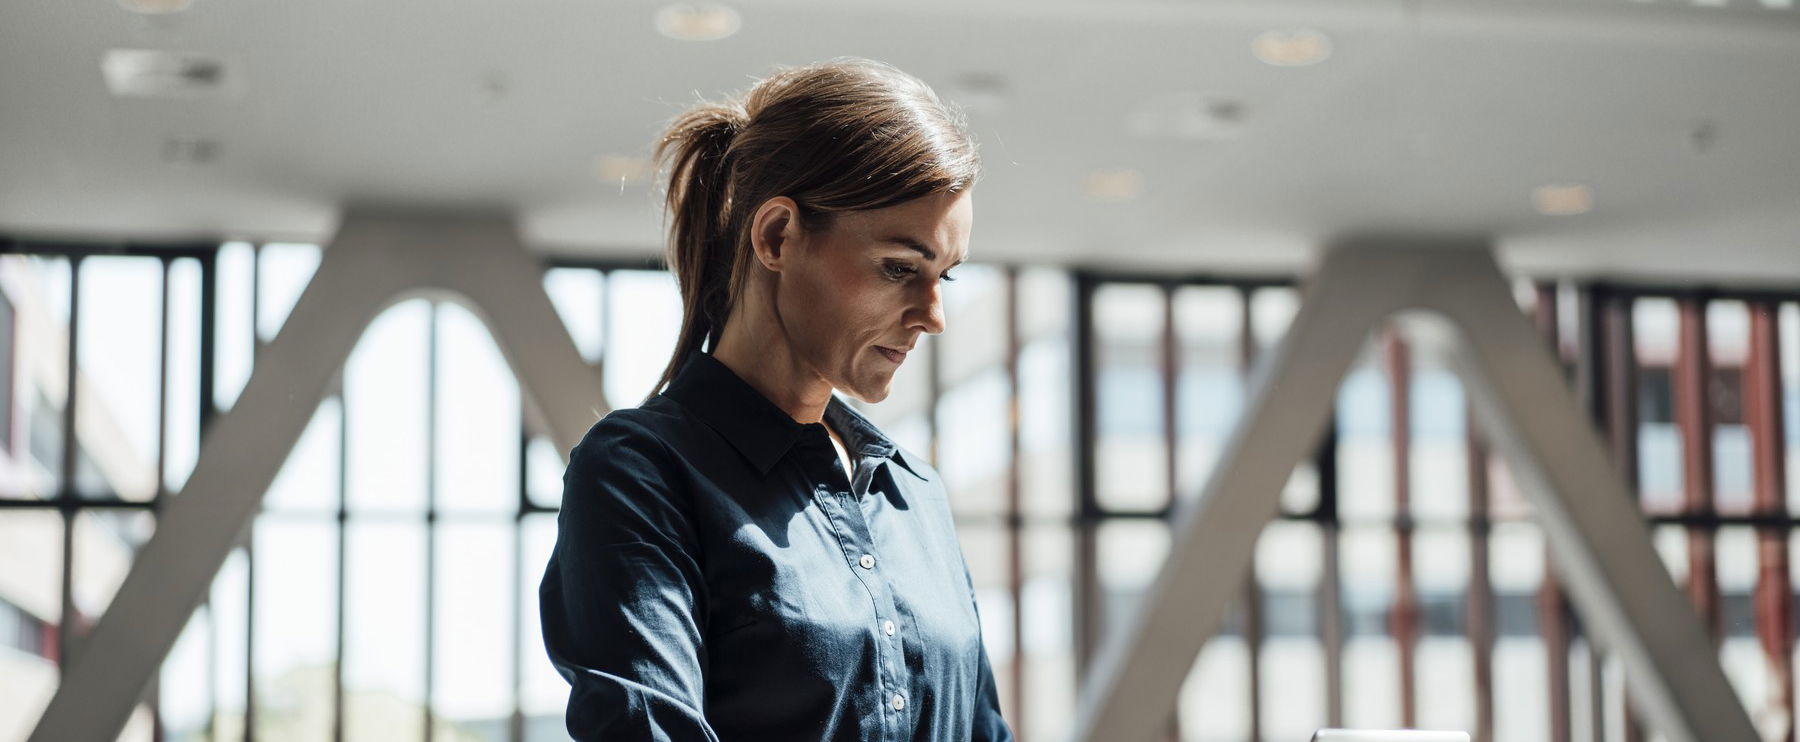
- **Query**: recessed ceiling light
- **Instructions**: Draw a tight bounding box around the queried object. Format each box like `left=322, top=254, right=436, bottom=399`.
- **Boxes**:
left=1085, top=170, right=1143, bottom=202
left=117, top=0, right=192, bottom=13
left=1532, top=184, right=1594, bottom=215
left=1252, top=29, right=1332, bottom=67
left=655, top=3, right=740, bottom=41
left=102, top=49, right=235, bottom=98
left=1126, top=92, right=1246, bottom=141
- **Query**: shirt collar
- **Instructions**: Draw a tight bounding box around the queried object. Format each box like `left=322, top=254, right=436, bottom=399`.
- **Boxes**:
left=660, top=349, right=929, bottom=481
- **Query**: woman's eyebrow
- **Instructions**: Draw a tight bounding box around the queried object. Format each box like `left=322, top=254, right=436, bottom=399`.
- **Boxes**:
left=880, top=236, right=967, bottom=267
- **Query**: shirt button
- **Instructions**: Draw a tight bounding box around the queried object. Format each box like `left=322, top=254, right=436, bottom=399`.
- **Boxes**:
left=891, top=694, right=906, bottom=711
left=858, top=554, right=876, bottom=569
left=883, top=620, right=896, bottom=636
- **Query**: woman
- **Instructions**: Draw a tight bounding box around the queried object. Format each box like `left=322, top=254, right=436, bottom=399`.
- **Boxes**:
left=538, top=57, right=1013, bottom=742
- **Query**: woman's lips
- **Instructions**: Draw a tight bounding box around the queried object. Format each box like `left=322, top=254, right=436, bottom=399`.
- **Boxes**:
left=876, top=346, right=906, bottom=364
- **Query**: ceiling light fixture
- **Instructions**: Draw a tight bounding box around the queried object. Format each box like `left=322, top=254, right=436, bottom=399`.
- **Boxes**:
left=1126, top=92, right=1247, bottom=141
left=1252, top=28, right=1332, bottom=67
left=1532, top=184, right=1594, bottom=215
left=1085, top=170, right=1143, bottom=202
left=102, top=49, right=235, bottom=98
left=655, top=3, right=741, bottom=41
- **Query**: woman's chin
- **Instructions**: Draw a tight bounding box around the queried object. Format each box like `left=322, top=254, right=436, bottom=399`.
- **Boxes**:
left=839, top=376, right=892, bottom=404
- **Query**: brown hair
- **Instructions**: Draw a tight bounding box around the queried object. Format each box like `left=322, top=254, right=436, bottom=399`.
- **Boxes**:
left=644, top=57, right=980, bottom=403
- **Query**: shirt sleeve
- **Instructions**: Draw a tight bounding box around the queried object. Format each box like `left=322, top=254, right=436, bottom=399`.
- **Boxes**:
left=538, top=415, right=720, bottom=742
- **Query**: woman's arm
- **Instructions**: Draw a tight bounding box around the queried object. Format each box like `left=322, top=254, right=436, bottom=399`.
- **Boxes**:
left=538, top=415, right=720, bottom=742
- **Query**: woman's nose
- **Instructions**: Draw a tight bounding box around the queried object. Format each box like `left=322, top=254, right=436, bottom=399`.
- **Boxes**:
left=911, top=284, right=946, bottom=335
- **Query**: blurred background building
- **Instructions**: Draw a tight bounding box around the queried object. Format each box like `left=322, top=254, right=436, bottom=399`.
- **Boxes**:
left=2, top=1, right=1799, bottom=741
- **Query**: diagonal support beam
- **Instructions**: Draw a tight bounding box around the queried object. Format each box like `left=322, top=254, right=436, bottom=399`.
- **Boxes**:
left=30, top=211, right=607, bottom=742
left=1072, top=237, right=1756, bottom=742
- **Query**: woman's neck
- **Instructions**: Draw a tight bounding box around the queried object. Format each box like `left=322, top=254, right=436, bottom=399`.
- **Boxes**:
left=711, top=297, right=835, bottom=426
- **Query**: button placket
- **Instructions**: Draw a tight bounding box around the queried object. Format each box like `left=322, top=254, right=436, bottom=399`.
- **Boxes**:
left=806, top=452, right=909, bottom=737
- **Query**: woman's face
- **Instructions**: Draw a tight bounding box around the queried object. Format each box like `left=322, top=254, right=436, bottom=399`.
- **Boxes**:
left=776, top=189, right=972, bottom=403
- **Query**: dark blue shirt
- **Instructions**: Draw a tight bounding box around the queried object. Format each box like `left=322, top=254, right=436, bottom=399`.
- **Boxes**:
left=539, top=349, right=1014, bottom=742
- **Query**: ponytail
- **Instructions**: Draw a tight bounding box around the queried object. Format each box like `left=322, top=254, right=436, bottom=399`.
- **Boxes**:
left=646, top=103, right=750, bottom=404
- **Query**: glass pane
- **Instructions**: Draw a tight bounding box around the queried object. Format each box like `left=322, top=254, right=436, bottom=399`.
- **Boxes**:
left=0, top=507, right=64, bottom=709
left=1019, top=269, right=1073, bottom=346
left=0, top=508, right=64, bottom=621
left=1653, top=523, right=1689, bottom=585
left=1339, top=525, right=1398, bottom=728
left=159, top=603, right=213, bottom=742
left=164, top=257, right=203, bottom=495
left=1250, top=286, right=1300, bottom=356
left=1172, top=286, right=1242, bottom=503
left=520, top=514, right=571, bottom=735
left=938, top=368, right=1009, bottom=519
left=1256, top=521, right=1325, bottom=739
left=1635, top=298, right=1683, bottom=513
left=1714, top=526, right=1764, bottom=722
left=6, top=255, right=70, bottom=497
left=603, top=270, right=680, bottom=410
left=75, top=256, right=162, bottom=500
left=939, top=264, right=1006, bottom=389
left=1180, top=628, right=1250, bottom=742
left=212, top=548, right=250, bottom=739
left=1488, top=522, right=1549, bottom=742
left=433, top=522, right=511, bottom=739
left=435, top=303, right=519, bottom=514
left=526, top=435, right=565, bottom=510
left=1414, top=527, right=1473, bottom=732
left=215, top=241, right=255, bottom=412
left=1097, top=519, right=1169, bottom=636
left=956, top=522, right=1013, bottom=721
left=0, top=509, right=64, bottom=732
left=1709, top=300, right=1752, bottom=514
left=1281, top=462, right=1322, bottom=517
left=1094, top=284, right=1167, bottom=512
left=345, top=299, right=430, bottom=514
left=1018, top=334, right=1074, bottom=519
left=256, top=243, right=321, bottom=343
left=344, top=521, right=426, bottom=742
left=1486, top=442, right=1533, bottom=522
left=1017, top=272, right=1074, bottom=525
left=70, top=509, right=154, bottom=624
left=543, top=267, right=604, bottom=364
left=1337, top=339, right=1395, bottom=524
left=1408, top=316, right=1469, bottom=524
left=1020, top=524, right=1074, bottom=742
left=252, top=516, right=337, bottom=741
left=264, top=396, right=341, bottom=513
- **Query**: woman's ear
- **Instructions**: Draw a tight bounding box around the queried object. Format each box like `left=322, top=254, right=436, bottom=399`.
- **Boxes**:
left=749, top=196, right=802, bottom=272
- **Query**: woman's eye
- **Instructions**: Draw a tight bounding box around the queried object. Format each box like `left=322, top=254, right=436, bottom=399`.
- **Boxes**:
left=940, top=270, right=957, bottom=283
left=883, top=262, right=918, bottom=280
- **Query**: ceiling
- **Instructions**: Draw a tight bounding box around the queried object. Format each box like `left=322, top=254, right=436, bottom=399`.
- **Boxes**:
left=3, top=0, right=1799, bottom=283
